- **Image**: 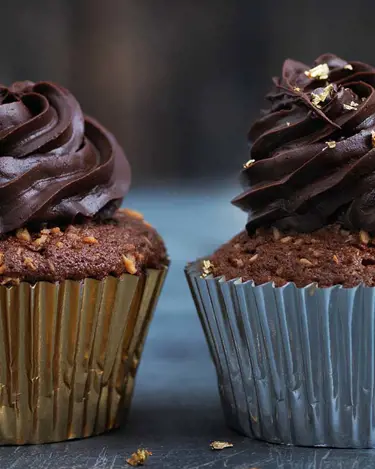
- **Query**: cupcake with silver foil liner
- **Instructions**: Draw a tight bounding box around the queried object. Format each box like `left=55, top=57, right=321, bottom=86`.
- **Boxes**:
left=186, top=54, right=375, bottom=448
left=0, top=81, right=168, bottom=444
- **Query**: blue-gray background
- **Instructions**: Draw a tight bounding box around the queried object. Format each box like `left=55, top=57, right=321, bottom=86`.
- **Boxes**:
left=3, top=2, right=375, bottom=467
left=4, top=0, right=375, bottom=185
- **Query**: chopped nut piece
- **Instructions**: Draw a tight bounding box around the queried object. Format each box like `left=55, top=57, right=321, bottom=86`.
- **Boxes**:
left=350, top=101, right=359, bottom=107
left=372, top=130, right=375, bottom=148
left=243, top=159, right=255, bottom=169
left=304, top=63, right=329, bottom=80
left=312, top=250, right=321, bottom=258
left=48, top=260, right=56, bottom=273
left=280, top=236, right=292, bottom=243
left=16, top=228, right=31, bottom=242
left=126, top=448, right=152, bottom=467
left=249, top=254, right=258, bottom=263
left=299, top=258, right=313, bottom=266
left=122, top=254, right=137, bottom=275
left=33, top=234, right=48, bottom=247
left=333, top=254, right=339, bottom=264
left=23, top=257, right=36, bottom=271
left=120, top=208, right=144, bottom=221
left=325, top=141, right=336, bottom=149
left=83, top=236, right=98, bottom=244
left=272, top=227, right=281, bottom=241
left=294, top=239, right=303, bottom=246
left=50, top=227, right=61, bottom=234
left=293, top=86, right=301, bottom=92
left=340, top=229, right=350, bottom=236
left=360, top=230, right=370, bottom=245
left=234, top=243, right=241, bottom=249
left=0, top=264, right=6, bottom=274
left=142, top=236, right=153, bottom=247
left=232, top=258, right=244, bottom=268
left=276, top=267, right=283, bottom=276
left=67, top=232, right=79, bottom=240
left=56, top=241, right=64, bottom=248
left=210, top=441, right=234, bottom=450
left=344, top=64, right=353, bottom=70
left=286, top=121, right=291, bottom=126
left=16, top=247, right=23, bottom=256
left=40, top=228, right=50, bottom=235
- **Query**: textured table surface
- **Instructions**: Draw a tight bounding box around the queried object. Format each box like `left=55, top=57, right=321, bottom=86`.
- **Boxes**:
left=1, top=186, right=375, bottom=468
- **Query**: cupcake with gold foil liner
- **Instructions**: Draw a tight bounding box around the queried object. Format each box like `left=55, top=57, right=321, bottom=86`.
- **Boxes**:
left=0, top=80, right=168, bottom=443
left=0, top=267, right=167, bottom=444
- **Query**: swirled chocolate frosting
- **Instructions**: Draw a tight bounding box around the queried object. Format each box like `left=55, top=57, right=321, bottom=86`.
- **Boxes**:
left=232, top=54, right=375, bottom=233
left=0, top=81, right=130, bottom=234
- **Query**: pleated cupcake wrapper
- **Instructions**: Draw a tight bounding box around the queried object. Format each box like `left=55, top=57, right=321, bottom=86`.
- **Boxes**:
left=0, top=266, right=168, bottom=445
left=186, top=260, right=375, bottom=448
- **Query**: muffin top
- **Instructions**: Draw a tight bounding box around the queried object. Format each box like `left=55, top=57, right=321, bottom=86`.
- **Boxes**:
left=0, top=209, right=167, bottom=285
left=206, top=54, right=375, bottom=287
left=209, top=225, right=375, bottom=288
left=0, top=81, right=130, bottom=234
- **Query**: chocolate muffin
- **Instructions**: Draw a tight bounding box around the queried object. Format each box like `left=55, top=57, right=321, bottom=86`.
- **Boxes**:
left=186, top=54, right=375, bottom=448
left=213, top=53, right=375, bottom=287
left=0, top=81, right=168, bottom=444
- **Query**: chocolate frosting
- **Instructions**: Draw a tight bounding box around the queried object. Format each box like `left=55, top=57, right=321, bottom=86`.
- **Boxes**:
left=0, top=81, right=130, bottom=233
left=232, top=54, right=375, bottom=233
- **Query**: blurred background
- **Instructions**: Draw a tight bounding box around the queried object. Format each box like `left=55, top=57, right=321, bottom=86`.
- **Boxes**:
left=3, top=0, right=375, bottom=187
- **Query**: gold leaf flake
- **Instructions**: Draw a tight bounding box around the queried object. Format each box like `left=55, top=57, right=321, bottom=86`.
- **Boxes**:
left=126, top=449, right=152, bottom=466
left=371, top=130, right=375, bottom=147
left=210, top=441, right=234, bottom=450
left=201, top=259, right=213, bottom=278
left=293, top=87, right=301, bottom=92
left=344, top=64, right=353, bottom=70
left=343, top=103, right=357, bottom=111
left=325, top=141, right=336, bottom=149
left=360, top=230, right=370, bottom=245
left=311, top=84, right=334, bottom=107
left=16, top=228, right=31, bottom=242
left=304, top=63, right=329, bottom=80
left=243, top=159, right=255, bottom=169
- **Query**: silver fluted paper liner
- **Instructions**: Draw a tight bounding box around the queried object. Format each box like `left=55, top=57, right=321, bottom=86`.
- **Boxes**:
left=0, top=266, right=168, bottom=445
left=186, top=260, right=375, bottom=448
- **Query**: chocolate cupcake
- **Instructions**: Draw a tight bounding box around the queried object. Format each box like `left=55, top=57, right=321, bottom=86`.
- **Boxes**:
left=0, top=81, right=168, bottom=444
left=186, top=54, right=375, bottom=447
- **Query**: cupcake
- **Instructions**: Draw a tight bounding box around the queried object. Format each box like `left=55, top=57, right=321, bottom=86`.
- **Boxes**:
left=0, top=81, right=168, bottom=444
left=186, top=54, right=375, bottom=448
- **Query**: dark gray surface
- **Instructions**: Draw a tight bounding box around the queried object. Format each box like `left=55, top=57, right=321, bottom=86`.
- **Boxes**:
left=1, top=187, right=375, bottom=468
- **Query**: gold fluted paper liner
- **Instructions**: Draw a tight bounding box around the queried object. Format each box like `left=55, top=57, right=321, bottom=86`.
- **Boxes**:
left=0, top=266, right=168, bottom=445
